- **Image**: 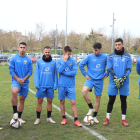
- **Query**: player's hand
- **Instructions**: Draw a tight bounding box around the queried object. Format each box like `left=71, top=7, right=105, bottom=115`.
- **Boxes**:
left=114, top=76, right=120, bottom=88
left=63, top=54, right=68, bottom=62
left=85, top=75, right=92, bottom=80
left=102, top=76, right=107, bottom=80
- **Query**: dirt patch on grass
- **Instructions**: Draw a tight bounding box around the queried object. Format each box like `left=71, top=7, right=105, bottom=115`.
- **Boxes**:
left=31, top=134, right=40, bottom=138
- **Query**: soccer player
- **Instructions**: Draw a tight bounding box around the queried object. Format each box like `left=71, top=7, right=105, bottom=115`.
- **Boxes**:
left=79, top=43, right=108, bottom=123
left=34, top=46, right=57, bottom=125
left=103, top=38, right=132, bottom=126
left=56, top=46, right=82, bottom=127
left=136, top=57, right=140, bottom=99
left=9, top=42, right=33, bottom=123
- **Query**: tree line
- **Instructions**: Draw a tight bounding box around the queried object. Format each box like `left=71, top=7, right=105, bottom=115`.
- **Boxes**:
left=0, top=23, right=140, bottom=54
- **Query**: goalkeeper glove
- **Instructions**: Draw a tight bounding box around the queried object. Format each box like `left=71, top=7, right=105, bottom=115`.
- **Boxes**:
left=119, top=76, right=126, bottom=87
left=114, top=76, right=121, bottom=88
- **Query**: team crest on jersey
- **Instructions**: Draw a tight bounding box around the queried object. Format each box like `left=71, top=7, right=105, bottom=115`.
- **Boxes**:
left=69, top=63, right=72, bottom=65
left=24, top=60, right=27, bottom=64
left=101, top=59, right=104, bottom=63
left=51, top=63, right=53, bottom=66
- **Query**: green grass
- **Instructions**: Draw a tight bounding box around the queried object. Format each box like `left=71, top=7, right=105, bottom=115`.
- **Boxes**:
left=0, top=64, right=139, bottom=140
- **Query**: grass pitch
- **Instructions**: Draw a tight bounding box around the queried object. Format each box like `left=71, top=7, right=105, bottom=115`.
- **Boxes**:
left=0, top=64, right=140, bottom=140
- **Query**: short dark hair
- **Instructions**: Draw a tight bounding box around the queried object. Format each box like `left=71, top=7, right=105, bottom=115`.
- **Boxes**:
left=115, top=38, right=123, bottom=44
left=19, top=42, right=26, bottom=46
left=44, top=46, right=51, bottom=50
left=93, top=43, right=102, bottom=49
left=64, top=46, right=72, bottom=52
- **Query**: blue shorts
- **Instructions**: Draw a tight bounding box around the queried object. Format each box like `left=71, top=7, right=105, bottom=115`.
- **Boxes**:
left=107, top=84, right=129, bottom=96
left=84, top=79, right=103, bottom=96
left=11, top=81, right=29, bottom=97
left=35, top=88, right=54, bottom=99
left=58, top=87, right=76, bottom=100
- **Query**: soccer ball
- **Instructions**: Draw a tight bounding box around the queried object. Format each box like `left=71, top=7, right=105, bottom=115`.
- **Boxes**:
left=10, top=119, right=22, bottom=128
left=83, top=115, right=94, bottom=126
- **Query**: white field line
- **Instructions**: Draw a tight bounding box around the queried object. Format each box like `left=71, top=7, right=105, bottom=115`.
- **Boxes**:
left=29, top=88, right=107, bottom=140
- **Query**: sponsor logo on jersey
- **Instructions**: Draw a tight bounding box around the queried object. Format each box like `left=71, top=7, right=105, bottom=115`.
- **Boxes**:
left=92, top=59, right=96, bottom=61
left=41, top=63, right=45, bottom=65
left=96, top=64, right=101, bottom=68
left=114, top=63, right=118, bottom=66
left=16, top=60, right=21, bottom=62
left=45, top=67, right=50, bottom=71
left=65, top=67, right=69, bottom=71
left=24, top=60, right=27, bottom=64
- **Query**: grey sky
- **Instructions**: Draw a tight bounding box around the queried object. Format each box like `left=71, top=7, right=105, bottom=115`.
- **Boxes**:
left=0, top=0, right=140, bottom=37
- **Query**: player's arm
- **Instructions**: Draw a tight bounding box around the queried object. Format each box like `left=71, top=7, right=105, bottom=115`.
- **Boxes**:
left=136, top=58, right=140, bottom=75
left=34, top=61, right=40, bottom=89
left=53, top=62, right=58, bottom=90
left=56, top=59, right=66, bottom=73
left=79, top=56, right=88, bottom=77
left=107, top=55, right=116, bottom=77
left=63, top=60, right=77, bottom=76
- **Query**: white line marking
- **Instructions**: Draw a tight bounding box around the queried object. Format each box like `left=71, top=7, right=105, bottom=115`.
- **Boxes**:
left=29, top=88, right=107, bottom=140
left=0, top=81, right=12, bottom=83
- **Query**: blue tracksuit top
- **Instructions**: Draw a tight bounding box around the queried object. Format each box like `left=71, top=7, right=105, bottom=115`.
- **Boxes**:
left=9, top=54, right=33, bottom=83
left=56, top=57, right=77, bottom=87
left=107, top=51, right=132, bottom=85
left=136, top=57, right=140, bottom=84
left=34, top=58, right=58, bottom=90
left=79, top=53, right=108, bottom=80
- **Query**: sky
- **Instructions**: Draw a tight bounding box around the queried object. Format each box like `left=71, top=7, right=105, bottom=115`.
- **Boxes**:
left=0, top=0, right=140, bottom=37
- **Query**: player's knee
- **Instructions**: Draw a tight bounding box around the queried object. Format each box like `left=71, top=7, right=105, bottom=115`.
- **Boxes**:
left=70, top=100, right=76, bottom=106
left=95, top=96, right=101, bottom=102
left=60, top=100, right=65, bottom=105
left=47, top=99, right=52, bottom=104
left=38, top=98, right=43, bottom=104
left=82, top=88, right=88, bottom=96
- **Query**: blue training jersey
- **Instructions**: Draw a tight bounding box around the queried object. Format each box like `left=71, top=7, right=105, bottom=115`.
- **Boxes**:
left=34, top=58, right=58, bottom=90
left=56, top=57, right=77, bottom=87
left=9, top=54, right=33, bottom=83
left=107, top=51, right=132, bottom=85
left=136, top=57, right=140, bottom=84
left=79, top=53, right=108, bottom=80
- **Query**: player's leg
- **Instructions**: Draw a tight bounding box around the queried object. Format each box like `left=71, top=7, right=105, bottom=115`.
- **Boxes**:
left=93, top=95, right=101, bottom=123
left=93, top=80, right=103, bottom=123
left=18, top=83, right=29, bottom=123
left=46, top=98, right=56, bottom=123
left=103, top=84, right=118, bottom=125
left=67, top=87, right=82, bottom=127
left=82, top=81, right=94, bottom=116
left=58, top=87, right=67, bottom=125
left=120, top=95, right=129, bottom=126
left=34, top=88, right=44, bottom=124
left=119, top=85, right=129, bottom=126
left=11, top=87, right=20, bottom=114
left=34, top=98, right=43, bottom=124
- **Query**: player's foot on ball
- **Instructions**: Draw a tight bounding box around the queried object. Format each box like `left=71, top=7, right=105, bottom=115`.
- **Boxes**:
left=103, top=118, right=109, bottom=125
left=87, top=109, right=94, bottom=116
left=74, top=120, right=82, bottom=127
left=122, top=120, right=129, bottom=126
left=93, top=117, right=99, bottom=123
left=61, top=118, right=67, bottom=125
left=18, top=118, right=26, bottom=124
left=34, top=118, right=40, bottom=125
left=47, top=118, right=56, bottom=123
left=13, top=113, right=18, bottom=120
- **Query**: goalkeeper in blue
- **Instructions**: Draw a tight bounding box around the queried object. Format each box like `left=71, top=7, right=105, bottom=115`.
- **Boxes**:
left=136, top=57, right=140, bottom=99
left=9, top=42, right=33, bottom=123
left=34, top=46, right=58, bottom=125
left=103, top=38, right=132, bottom=127
left=79, top=43, right=108, bottom=123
